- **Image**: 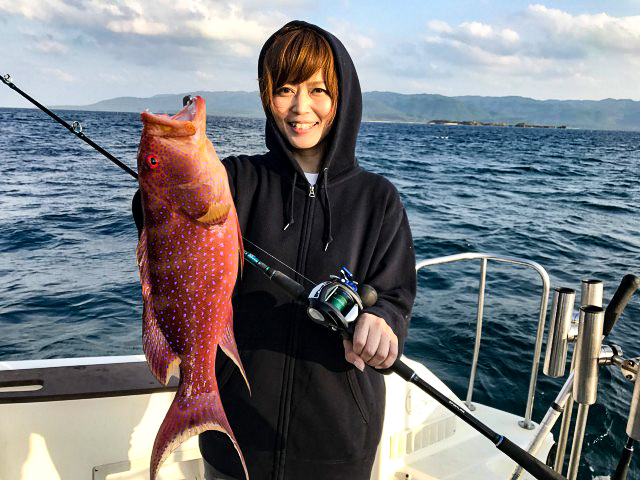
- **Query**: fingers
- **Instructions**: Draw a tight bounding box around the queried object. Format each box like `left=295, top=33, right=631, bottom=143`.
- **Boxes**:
left=343, top=339, right=365, bottom=371
left=346, top=313, right=398, bottom=370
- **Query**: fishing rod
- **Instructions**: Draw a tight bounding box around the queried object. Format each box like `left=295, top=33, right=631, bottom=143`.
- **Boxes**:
left=243, top=251, right=566, bottom=480
left=1, top=74, right=306, bottom=284
left=3, top=73, right=565, bottom=478
left=1, top=73, right=138, bottom=179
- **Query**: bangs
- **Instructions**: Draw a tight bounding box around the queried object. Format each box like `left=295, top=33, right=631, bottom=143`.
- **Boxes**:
left=260, top=27, right=338, bottom=117
left=271, top=30, right=333, bottom=87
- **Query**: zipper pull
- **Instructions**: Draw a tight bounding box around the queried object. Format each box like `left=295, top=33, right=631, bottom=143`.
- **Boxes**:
left=308, top=185, right=315, bottom=198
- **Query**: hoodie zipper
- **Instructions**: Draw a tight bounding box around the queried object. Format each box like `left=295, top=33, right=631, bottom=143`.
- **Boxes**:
left=275, top=183, right=316, bottom=480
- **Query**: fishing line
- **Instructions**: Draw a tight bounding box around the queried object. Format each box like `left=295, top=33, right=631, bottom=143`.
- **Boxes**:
left=2, top=73, right=311, bottom=284
left=242, top=237, right=316, bottom=287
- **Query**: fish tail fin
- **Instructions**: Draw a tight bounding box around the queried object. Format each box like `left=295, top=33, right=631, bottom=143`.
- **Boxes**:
left=219, top=304, right=250, bottom=395
left=138, top=228, right=179, bottom=384
left=150, top=366, right=249, bottom=480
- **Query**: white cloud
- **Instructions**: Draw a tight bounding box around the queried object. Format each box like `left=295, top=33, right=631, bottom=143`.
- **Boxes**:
left=40, top=67, right=76, bottom=82
left=0, top=0, right=278, bottom=50
left=325, top=18, right=376, bottom=57
left=29, top=38, right=68, bottom=54
left=526, top=4, right=640, bottom=54
left=395, top=5, right=640, bottom=99
left=427, top=20, right=452, bottom=34
left=1, top=1, right=639, bottom=103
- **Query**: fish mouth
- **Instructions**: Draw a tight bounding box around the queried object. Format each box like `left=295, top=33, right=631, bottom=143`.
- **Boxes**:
left=172, top=97, right=199, bottom=122
left=140, top=96, right=205, bottom=137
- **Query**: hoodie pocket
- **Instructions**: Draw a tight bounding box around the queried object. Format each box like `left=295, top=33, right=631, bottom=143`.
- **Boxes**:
left=346, top=369, right=370, bottom=424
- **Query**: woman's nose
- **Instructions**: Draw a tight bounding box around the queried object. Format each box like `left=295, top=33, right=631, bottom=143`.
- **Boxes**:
left=291, top=90, right=311, bottom=113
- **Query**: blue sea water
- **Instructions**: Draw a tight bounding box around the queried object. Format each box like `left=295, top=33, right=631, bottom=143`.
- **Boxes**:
left=0, top=107, right=639, bottom=478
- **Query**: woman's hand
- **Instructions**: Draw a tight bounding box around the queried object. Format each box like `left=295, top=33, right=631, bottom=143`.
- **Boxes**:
left=343, top=313, right=398, bottom=371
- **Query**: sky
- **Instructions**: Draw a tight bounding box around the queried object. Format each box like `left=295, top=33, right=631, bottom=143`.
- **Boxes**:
left=1, top=1, right=640, bottom=108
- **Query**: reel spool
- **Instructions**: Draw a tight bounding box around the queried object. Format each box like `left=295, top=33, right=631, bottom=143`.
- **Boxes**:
left=307, top=267, right=364, bottom=333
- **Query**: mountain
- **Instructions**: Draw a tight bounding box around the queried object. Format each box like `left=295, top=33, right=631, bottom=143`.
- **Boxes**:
left=53, top=91, right=640, bottom=131
left=55, top=91, right=265, bottom=117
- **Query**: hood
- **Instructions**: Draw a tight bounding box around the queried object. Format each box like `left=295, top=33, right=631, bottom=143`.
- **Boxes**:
left=258, top=20, right=362, bottom=182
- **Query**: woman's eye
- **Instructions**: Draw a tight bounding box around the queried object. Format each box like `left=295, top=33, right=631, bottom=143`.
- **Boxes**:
left=275, top=86, right=294, bottom=95
left=312, top=87, right=328, bottom=95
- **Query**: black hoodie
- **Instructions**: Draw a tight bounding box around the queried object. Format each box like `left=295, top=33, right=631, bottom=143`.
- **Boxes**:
left=134, top=20, right=416, bottom=480
left=198, top=21, right=416, bottom=480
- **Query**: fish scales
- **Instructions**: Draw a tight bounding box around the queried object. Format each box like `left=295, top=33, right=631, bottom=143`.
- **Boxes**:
left=136, top=96, right=249, bottom=480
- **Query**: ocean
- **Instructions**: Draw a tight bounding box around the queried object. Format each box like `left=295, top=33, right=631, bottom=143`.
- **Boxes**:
left=0, top=107, right=639, bottom=478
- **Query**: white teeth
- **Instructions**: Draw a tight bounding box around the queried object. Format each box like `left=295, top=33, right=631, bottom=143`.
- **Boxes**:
left=290, top=122, right=317, bottom=130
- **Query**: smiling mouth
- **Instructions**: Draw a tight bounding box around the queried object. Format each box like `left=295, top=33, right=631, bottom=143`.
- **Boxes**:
left=289, top=122, right=319, bottom=131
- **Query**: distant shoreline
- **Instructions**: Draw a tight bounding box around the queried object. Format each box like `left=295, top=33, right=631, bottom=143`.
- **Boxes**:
left=426, top=119, right=567, bottom=129
left=0, top=105, right=634, bottom=132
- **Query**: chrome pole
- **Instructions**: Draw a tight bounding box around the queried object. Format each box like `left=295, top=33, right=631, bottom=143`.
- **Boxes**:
left=567, top=305, right=605, bottom=480
left=544, top=288, right=576, bottom=377
left=567, top=404, right=590, bottom=480
left=581, top=279, right=604, bottom=308
left=554, top=352, right=576, bottom=473
left=510, top=370, right=574, bottom=479
left=465, top=256, right=487, bottom=410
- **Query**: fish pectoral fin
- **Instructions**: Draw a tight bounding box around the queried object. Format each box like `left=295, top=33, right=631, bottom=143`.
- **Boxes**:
left=197, top=202, right=230, bottom=225
left=138, top=229, right=180, bottom=385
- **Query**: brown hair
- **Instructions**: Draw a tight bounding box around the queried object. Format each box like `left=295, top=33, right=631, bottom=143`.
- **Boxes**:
left=259, top=26, right=339, bottom=120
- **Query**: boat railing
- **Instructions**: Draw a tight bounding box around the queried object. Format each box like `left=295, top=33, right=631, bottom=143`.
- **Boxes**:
left=416, top=252, right=551, bottom=429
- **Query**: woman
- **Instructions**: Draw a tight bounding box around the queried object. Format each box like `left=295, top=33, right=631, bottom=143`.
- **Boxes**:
left=136, top=20, right=416, bottom=480
left=200, top=20, right=416, bottom=480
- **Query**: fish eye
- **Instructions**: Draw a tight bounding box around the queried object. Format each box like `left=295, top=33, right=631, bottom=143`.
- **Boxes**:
left=146, top=154, right=159, bottom=169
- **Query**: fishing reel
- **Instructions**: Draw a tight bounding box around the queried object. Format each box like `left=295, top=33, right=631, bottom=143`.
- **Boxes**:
left=242, top=252, right=378, bottom=334
left=306, top=267, right=375, bottom=334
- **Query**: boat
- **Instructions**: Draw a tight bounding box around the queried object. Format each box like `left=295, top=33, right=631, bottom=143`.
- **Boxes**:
left=1, top=75, right=638, bottom=480
left=3, top=252, right=637, bottom=480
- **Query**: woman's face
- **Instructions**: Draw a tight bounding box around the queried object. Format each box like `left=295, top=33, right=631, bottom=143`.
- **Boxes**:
left=271, top=70, right=334, bottom=154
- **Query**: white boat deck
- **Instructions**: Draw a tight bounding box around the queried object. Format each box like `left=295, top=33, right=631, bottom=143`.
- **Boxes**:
left=0, top=356, right=552, bottom=480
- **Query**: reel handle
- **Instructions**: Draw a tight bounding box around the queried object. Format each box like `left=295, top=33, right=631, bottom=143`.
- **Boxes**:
left=359, top=284, right=378, bottom=308
left=604, top=274, right=640, bottom=337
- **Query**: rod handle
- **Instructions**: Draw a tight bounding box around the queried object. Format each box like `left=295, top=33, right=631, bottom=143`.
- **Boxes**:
left=389, top=357, right=415, bottom=381
left=386, top=360, right=566, bottom=480
left=497, top=437, right=566, bottom=480
left=270, top=270, right=306, bottom=301
left=604, top=274, right=640, bottom=336
left=612, top=437, right=634, bottom=480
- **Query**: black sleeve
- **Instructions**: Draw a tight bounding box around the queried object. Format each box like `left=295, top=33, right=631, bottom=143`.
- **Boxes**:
left=222, top=155, right=238, bottom=202
left=362, top=200, right=416, bottom=358
left=132, top=189, right=143, bottom=239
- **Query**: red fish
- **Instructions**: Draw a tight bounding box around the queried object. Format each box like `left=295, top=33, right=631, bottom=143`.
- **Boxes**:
left=136, top=96, right=249, bottom=479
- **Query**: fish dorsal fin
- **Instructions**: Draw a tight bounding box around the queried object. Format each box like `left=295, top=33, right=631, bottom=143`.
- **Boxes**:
left=197, top=202, right=231, bottom=224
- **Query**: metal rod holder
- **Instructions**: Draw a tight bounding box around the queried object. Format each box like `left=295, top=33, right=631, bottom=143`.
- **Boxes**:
left=573, top=306, right=605, bottom=405
left=564, top=305, right=604, bottom=478
left=555, top=280, right=604, bottom=473
left=544, top=287, right=576, bottom=378
left=581, top=279, right=603, bottom=308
